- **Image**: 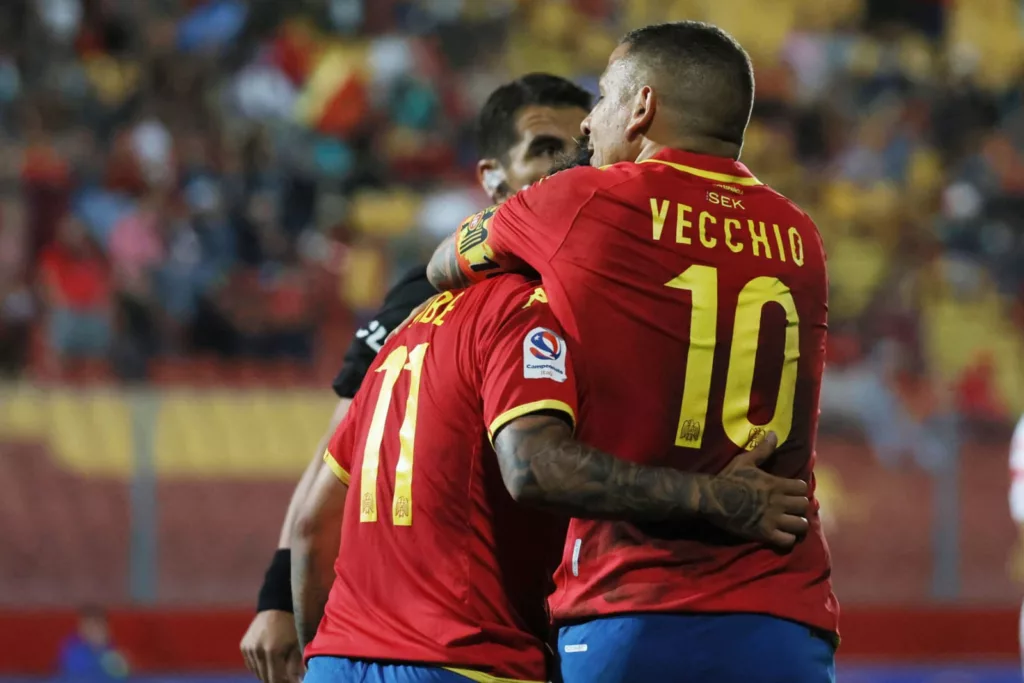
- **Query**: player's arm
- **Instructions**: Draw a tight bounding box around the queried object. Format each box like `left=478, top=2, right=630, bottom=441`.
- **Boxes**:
left=243, top=267, right=436, bottom=682
left=241, top=397, right=349, bottom=683
left=426, top=230, right=473, bottom=291
left=480, top=283, right=808, bottom=547
left=276, top=399, right=351, bottom=549
left=494, top=419, right=808, bottom=547
left=427, top=167, right=600, bottom=291
left=291, top=455, right=349, bottom=653
left=1009, top=418, right=1024, bottom=580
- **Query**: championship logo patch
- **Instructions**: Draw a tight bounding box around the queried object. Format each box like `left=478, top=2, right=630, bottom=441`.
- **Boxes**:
left=523, top=327, right=567, bottom=382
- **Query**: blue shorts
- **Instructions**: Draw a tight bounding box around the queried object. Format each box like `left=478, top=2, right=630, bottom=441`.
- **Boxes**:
left=305, top=656, right=475, bottom=683
left=557, top=613, right=835, bottom=683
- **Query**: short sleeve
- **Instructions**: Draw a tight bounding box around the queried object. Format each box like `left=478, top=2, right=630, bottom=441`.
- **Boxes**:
left=479, top=284, right=579, bottom=443
left=332, top=266, right=438, bottom=398
left=454, top=166, right=607, bottom=284
left=323, top=409, right=357, bottom=485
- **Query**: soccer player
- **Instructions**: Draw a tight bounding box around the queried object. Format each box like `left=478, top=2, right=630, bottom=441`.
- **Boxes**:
left=240, top=73, right=593, bottom=683
left=1010, top=412, right=1024, bottom=669
left=427, top=22, right=837, bottom=683
left=291, top=272, right=805, bottom=683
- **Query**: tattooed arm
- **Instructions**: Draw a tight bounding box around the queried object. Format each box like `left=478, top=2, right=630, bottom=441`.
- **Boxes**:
left=426, top=232, right=473, bottom=292
left=291, top=464, right=348, bottom=652
left=493, top=413, right=811, bottom=548
left=426, top=208, right=530, bottom=292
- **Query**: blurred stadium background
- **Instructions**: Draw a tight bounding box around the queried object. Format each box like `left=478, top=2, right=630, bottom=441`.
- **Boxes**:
left=0, top=0, right=1022, bottom=681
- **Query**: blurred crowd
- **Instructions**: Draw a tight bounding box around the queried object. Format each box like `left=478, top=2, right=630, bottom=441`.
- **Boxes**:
left=0, top=0, right=1021, bottom=423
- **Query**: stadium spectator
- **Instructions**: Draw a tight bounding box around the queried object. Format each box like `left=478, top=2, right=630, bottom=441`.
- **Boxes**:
left=38, top=214, right=112, bottom=369
left=57, top=606, right=129, bottom=683
left=0, top=196, right=32, bottom=376
left=0, top=1, right=1022, bottom=677
left=0, top=0, right=1016, bottom=416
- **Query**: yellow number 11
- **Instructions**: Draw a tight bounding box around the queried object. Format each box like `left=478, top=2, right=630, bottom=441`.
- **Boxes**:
left=666, top=265, right=800, bottom=450
left=359, top=343, right=429, bottom=526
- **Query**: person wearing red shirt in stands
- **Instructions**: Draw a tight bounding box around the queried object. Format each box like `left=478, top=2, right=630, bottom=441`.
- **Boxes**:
left=39, top=215, right=113, bottom=367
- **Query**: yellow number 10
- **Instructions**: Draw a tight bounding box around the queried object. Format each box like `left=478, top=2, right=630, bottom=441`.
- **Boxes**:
left=666, top=265, right=800, bottom=450
left=359, top=343, right=429, bottom=526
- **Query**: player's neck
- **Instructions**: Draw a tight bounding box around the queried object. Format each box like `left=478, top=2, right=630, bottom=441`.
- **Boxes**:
left=635, top=136, right=741, bottom=163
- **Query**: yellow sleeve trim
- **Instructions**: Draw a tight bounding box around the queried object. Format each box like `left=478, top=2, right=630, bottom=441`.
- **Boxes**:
left=323, top=450, right=351, bottom=485
left=444, top=667, right=544, bottom=683
left=488, top=399, right=576, bottom=444
left=638, top=158, right=763, bottom=186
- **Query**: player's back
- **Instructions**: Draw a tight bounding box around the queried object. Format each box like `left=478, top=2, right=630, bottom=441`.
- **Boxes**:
left=307, top=274, right=572, bottom=681
left=530, top=152, right=836, bottom=633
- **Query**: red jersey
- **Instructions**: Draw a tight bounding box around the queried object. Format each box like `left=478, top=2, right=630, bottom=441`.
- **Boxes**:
left=453, top=149, right=838, bottom=635
left=307, top=274, right=578, bottom=682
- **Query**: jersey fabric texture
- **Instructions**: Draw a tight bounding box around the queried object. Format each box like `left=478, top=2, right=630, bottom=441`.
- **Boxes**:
left=308, top=274, right=576, bottom=683
left=452, top=148, right=838, bottom=636
left=332, top=265, right=438, bottom=399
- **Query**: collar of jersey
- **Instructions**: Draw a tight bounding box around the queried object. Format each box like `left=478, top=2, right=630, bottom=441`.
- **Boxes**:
left=636, top=148, right=762, bottom=186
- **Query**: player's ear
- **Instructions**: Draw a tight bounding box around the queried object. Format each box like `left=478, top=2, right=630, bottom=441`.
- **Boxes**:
left=626, top=85, right=656, bottom=140
left=477, top=159, right=511, bottom=203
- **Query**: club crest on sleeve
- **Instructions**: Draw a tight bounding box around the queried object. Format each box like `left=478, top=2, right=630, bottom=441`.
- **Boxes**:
left=523, top=327, right=567, bottom=382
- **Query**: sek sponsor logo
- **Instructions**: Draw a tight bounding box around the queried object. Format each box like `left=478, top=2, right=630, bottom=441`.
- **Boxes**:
left=523, top=327, right=567, bottom=382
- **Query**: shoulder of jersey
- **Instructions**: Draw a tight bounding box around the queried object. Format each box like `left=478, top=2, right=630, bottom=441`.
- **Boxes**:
left=468, top=274, right=540, bottom=314
left=741, top=181, right=815, bottom=221
left=535, top=164, right=618, bottom=189
left=589, top=160, right=668, bottom=187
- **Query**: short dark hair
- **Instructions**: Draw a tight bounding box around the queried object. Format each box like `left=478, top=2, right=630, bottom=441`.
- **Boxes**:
left=476, top=73, right=592, bottom=160
left=620, top=21, right=754, bottom=146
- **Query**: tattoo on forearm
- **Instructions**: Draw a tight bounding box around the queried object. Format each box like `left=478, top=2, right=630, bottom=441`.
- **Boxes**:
left=701, top=468, right=767, bottom=536
left=493, top=414, right=767, bottom=528
left=427, top=232, right=472, bottom=291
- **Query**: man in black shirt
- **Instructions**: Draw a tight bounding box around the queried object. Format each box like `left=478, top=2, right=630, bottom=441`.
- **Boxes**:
left=241, top=73, right=593, bottom=683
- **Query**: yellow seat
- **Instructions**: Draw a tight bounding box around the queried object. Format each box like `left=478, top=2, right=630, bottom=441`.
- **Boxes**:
left=922, top=274, right=1024, bottom=413
left=154, top=391, right=336, bottom=478
left=823, top=234, right=888, bottom=320
left=341, top=243, right=387, bottom=312
left=578, top=22, right=619, bottom=73
left=529, top=2, right=575, bottom=44
left=706, top=0, right=796, bottom=64
left=349, top=189, right=421, bottom=238
left=665, top=0, right=709, bottom=23
left=899, top=34, right=937, bottom=83
left=795, top=0, right=863, bottom=30
left=0, top=385, right=46, bottom=438
left=49, top=390, right=132, bottom=476
left=907, top=148, right=944, bottom=196
left=947, top=0, right=1024, bottom=89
